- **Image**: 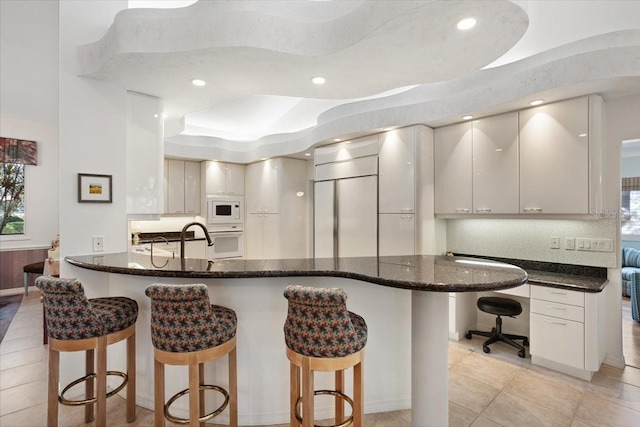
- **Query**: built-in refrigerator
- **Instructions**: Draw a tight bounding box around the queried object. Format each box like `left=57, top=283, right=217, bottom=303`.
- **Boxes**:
left=314, top=172, right=378, bottom=258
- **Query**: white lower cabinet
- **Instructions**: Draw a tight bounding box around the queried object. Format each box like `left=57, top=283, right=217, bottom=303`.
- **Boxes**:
left=246, top=213, right=281, bottom=260
left=379, top=214, right=415, bottom=256
left=529, top=285, right=601, bottom=379
left=530, top=313, right=584, bottom=370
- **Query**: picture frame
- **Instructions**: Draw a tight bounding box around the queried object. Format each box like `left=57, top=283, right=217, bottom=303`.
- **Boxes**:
left=78, top=173, right=112, bottom=203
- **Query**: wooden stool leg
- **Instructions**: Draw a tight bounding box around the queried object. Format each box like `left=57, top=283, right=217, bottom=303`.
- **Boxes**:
left=47, top=347, right=59, bottom=427
left=85, top=349, right=95, bottom=423
left=198, top=363, right=205, bottom=427
left=290, top=362, right=301, bottom=427
left=154, top=358, right=165, bottom=427
left=96, top=336, right=107, bottom=427
left=189, top=362, right=200, bottom=427
left=353, top=360, right=363, bottom=427
left=229, top=347, right=238, bottom=427
left=126, top=331, right=136, bottom=422
left=302, top=358, right=314, bottom=427
left=335, top=370, right=344, bottom=424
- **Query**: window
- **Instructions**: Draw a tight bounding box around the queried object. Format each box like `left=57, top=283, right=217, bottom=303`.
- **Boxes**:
left=0, top=162, right=25, bottom=235
left=621, top=176, right=640, bottom=239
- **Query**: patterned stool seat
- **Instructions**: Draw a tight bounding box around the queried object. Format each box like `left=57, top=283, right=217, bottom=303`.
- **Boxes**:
left=284, top=285, right=368, bottom=427
left=145, top=283, right=238, bottom=427
left=36, top=276, right=138, bottom=426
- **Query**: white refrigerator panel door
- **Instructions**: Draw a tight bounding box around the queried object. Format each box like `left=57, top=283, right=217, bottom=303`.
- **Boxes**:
left=314, top=181, right=335, bottom=258
left=338, top=176, right=378, bottom=257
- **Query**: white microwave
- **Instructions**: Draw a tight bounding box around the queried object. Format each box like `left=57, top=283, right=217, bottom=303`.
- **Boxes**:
left=206, top=195, right=243, bottom=225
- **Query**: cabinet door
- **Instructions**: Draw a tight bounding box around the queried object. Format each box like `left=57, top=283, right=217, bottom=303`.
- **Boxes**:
left=245, top=213, right=263, bottom=259
left=225, top=163, right=245, bottom=195
left=530, top=312, right=584, bottom=369
left=184, top=161, right=200, bottom=214
left=245, top=160, right=279, bottom=213
left=166, top=159, right=185, bottom=214
left=379, top=213, right=415, bottom=256
left=434, top=122, right=472, bottom=214
left=260, top=159, right=280, bottom=214
left=379, top=127, right=415, bottom=214
left=262, top=214, right=281, bottom=259
left=520, top=97, right=589, bottom=214
left=472, top=112, right=519, bottom=214
left=204, top=161, right=226, bottom=194
left=337, top=176, right=377, bottom=257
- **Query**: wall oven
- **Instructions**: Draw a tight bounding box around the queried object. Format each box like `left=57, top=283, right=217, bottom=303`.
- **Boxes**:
left=208, top=225, right=244, bottom=259
left=206, top=195, right=243, bottom=225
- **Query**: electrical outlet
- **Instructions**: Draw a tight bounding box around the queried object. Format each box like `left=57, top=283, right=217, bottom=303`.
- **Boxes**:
left=565, top=237, right=575, bottom=250
left=92, top=236, right=104, bottom=252
left=550, top=236, right=560, bottom=249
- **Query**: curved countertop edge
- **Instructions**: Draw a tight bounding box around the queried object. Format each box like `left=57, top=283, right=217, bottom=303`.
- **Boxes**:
left=65, top=254, right=529, bottom=293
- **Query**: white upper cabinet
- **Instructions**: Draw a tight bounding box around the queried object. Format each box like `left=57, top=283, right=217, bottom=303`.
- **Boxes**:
left=379, top=127, right=416, bottom=214
left=165, top=159, right=185, bottom=214
left=165, top=159, right=200, bottom=214
left=126, top=92, right=164, bottom=220
left=246, top=159, right=280, bottom=213
left=520, top=96, right=594, bottom=214
left=434, top=122, right=473, bottom=214
left=203, top=161, right=244, bottom=195
left=472, top=112, right=519, bottom=214
left=183, top=161, right=200, bottom=214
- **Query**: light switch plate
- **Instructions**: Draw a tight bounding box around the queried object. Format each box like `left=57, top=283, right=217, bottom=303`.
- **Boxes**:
left=565, top=237, right=575, bottom=250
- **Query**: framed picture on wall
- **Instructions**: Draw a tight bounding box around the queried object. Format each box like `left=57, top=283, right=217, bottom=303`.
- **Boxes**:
left=78, top=173, right=112, bottom=203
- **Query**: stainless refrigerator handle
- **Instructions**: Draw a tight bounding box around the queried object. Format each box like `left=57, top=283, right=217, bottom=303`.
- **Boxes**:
left=333, top=179, right=339, bottom=259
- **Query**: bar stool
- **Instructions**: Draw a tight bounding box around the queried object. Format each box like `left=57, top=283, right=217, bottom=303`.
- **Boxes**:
left=23, top=260, right=44, bottom=295
left=283, top=285, right=368, bottom=427
left=466, top=296, right=529, bottom=358
left=36, top=276, right=138, bottom=427
left=145, top=283, right=238, bottom=427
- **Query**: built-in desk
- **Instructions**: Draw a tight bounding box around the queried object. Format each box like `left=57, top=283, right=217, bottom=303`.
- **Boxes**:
left=66, top=253, right=527, bottom=426
left=448, top=255, right=608, bottom=381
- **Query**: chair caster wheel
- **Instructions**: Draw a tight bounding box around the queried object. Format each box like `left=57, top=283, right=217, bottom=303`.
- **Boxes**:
left=483, top=346, right=491, bottom=354
left=518, top=349, right=525, bottom=358
left=465, top=332, right=472, bottom=340
left=523, top=338, right=529, bottom=347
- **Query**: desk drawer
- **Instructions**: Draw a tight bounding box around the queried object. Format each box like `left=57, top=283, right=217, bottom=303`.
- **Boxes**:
left=530, top=313, right=584, bottom=370
left=531, top=286, right=584, bottom=307
left=531, top=299, right=584, bottom=322
left=495, top=284, right=530, bottom=298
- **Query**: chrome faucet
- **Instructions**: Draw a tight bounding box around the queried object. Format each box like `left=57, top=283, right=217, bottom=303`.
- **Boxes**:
left=180, top=222, right=213, bottom=260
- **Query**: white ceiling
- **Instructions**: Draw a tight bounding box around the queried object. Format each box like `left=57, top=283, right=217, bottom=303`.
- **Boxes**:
left=78, top=0, right=640, bottom=162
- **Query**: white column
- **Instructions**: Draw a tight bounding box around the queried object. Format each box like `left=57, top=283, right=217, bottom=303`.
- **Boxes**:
left=411, top=291, right=449, bottom=426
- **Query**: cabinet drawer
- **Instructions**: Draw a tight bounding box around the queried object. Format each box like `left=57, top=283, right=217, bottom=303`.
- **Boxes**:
left=495, top=284, right=530, bottom=298
left=530, top=313, right=584, bottom=369
left=531, top=286, right=584, bottom=307
left=531, top=299, right=584, bottom=323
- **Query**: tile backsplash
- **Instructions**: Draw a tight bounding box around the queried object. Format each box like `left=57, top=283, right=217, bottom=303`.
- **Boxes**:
left=446, top=218, right=618, bottom=268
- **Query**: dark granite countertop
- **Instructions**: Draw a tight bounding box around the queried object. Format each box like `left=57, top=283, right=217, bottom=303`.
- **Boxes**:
left=452, top=253, right=608, bottom=293
left=133, top=231, right=206, bottom=244
left=65, top=253, right=528, bottom=293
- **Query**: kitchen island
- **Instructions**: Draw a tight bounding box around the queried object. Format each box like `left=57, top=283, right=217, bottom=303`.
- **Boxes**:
left=66, top=253, right=528, bottom=426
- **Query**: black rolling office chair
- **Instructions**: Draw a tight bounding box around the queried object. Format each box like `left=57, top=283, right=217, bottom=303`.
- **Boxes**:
left=466, top=296, right=529, bottom=358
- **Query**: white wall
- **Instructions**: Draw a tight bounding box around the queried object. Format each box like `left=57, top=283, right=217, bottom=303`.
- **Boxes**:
left=59, top=0, right=129, bottom=277
left=0, top=0, right=59, bottom=250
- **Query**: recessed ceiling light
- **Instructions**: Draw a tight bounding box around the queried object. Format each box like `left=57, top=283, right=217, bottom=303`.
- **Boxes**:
left=462, top=115, right=473, bottom=120
left=578, top=133, right=587, bottom=137
left=311, top=76, right=326, bottom=85
left=191, top=79, right=206, bottom=87
left=383, top=127, right=394, bottom=131
left=153, top=114, right=159, bottom=118
left=457, top=17, right=476, bottom=31
left=529, top=99, right=544, bottom=106
left=304, top=153, right=311, bottom=157
left=334, top=138, right=342, bottom=142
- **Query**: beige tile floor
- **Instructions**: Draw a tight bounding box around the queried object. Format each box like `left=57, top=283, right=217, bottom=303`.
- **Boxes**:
left=1, top=291, right=639, bottom=426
